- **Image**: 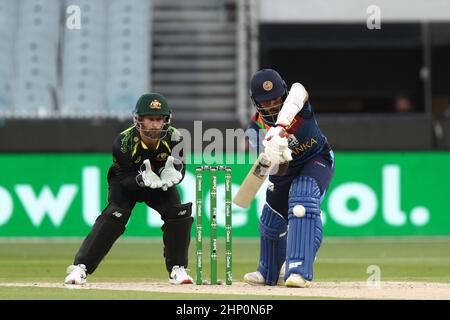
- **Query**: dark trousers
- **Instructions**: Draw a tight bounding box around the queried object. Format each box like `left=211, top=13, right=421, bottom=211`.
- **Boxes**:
left=74, top=177, right=183, bottom=274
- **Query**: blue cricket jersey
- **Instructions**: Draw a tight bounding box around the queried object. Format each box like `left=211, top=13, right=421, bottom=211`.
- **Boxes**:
left=245, top=101, right=329, bottom=169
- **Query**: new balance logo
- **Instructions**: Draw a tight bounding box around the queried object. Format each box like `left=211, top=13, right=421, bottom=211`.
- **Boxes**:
left=178, top=210, right=187, bottom=216
left=289, top=261, right=303, bottom=269
left=112, top=211, right=122, bottom=218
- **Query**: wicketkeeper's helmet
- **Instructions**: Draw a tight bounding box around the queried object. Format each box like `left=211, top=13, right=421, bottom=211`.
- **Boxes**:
left=134, top=93, right=172, bottom=139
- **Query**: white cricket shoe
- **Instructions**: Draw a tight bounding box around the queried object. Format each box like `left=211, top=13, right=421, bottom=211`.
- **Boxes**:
left=169, top=265, right=194, bottom=285
left=243, top=271, right=265, bottom=286
left=64, top=264, right=87, bottom=285
left=285, top=273, right=311, bottom=288
left=244, top=262, right=286, bottom=286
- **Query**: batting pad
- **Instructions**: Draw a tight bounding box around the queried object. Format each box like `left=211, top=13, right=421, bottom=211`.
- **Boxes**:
left=75, top=212, right=126, bottom=274
left=257, top=204, right=288, bottom=285
left=285, top=176, right=323, bottom=281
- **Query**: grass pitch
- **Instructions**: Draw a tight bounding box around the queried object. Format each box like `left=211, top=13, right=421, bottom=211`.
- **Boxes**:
left=0, top=237, right=449, bottom=299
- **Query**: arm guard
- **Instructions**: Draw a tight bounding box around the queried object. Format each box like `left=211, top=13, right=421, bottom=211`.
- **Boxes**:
left=276, top=83, right=308, bottom=127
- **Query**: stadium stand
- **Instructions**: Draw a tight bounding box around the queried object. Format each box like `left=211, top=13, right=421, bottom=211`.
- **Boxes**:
left=60, top=0, right=108, bottom=117
left=0, top=1, right=17, bottom=114
left=105, top=0, right=151, bottom=117
left=152, top=0, right=239, bottom=120
left=11, top=0, right=60, bottom=118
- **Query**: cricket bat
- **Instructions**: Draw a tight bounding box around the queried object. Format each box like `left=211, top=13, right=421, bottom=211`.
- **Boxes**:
left=233, top=153, right=274, bottom=208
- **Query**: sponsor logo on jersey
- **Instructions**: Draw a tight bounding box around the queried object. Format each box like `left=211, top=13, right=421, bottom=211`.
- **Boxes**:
left=289, top=261, right=303, bottom=269
left=287, top=134, right=300, bottom=148
left=291, top=137, right=318, bottom=155
left=156, top=152, right=168, bottom=162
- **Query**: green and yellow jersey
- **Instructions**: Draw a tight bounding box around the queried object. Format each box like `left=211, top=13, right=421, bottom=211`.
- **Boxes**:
left=108, top=125, right=185, bottom=190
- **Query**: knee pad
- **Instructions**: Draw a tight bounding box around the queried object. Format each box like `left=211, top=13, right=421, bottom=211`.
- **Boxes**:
left=257, top=204, right=287, bottom=285
left=285, top=176, right=323, bottom=281
left=161, top=203, right=193, bottom=272
left=103, top=204, right=132, bottom=226
left=161, top=202, right=192, bottom=221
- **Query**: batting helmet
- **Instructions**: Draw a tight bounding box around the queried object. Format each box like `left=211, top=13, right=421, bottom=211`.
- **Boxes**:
left=250, top=69, right=288, bottom=125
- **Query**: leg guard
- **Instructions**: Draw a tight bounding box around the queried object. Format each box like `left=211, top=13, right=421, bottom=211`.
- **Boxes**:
left=74, top=205, right=128, bottom=274
left=161, top=203, right=193, bottom=272
left=257, top=204, right=288, bottom=285
left=285, top=176, right=323, bottom=281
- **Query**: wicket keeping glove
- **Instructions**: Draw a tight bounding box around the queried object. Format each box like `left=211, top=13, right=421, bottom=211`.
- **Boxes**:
left=139, top=159, right=163, bottom=189
left=160, top=156, right=183, bottom=191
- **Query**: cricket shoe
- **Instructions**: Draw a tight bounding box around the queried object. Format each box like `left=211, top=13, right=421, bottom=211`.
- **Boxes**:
left=243, top=262, right=286, bottom=286
left=285, top=273, right=311, bottom=288
left=169, top=266, right=194, bottom=285
left=243, top=271, right=265, bottom=286
left=64, top=264, right=87, bottom=285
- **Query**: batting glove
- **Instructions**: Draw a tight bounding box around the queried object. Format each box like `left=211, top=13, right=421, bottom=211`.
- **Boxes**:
left=263, top=126, right=293, bottom=164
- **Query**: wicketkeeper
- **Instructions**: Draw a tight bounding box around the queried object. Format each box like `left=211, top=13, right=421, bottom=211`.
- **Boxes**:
left=65, top=93, right=194, bottom=285
left=244, top=69, right=335, bottom=287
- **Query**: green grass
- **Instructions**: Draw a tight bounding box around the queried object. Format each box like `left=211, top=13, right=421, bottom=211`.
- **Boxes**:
left=0, top=237, right=449, bottom=299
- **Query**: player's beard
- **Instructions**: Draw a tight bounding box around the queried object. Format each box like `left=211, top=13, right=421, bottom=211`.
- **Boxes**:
left=258, top=103, right=282, bottom=125
left=140, top=128, right=162, bottom=140
left=135, top=117, right=170, bottom=140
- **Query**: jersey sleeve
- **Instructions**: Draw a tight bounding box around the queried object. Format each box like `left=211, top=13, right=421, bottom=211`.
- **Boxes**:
left=298, top=100, right=313, bottom=119
left=111, top=135, right=142, bottom=191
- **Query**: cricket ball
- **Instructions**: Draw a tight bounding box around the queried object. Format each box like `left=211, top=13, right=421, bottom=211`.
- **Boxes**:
left=293, top=205, right=306, bottom=217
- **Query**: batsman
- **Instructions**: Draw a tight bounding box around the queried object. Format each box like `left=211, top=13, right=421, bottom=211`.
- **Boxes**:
left=65, top=93, right=194, bottom=285
left=243, top=69, right=335, bottom=287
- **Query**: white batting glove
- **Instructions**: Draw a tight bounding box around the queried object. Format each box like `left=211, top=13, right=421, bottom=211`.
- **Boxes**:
left=264, top=126, right=287, bottom=142
left=141, top=159, right=163, bottom=189
left=160, top=156, right=183, bottom=191
left=262, top=135, right=293, bottom=164
left=263, top=126, right=293, bottom=164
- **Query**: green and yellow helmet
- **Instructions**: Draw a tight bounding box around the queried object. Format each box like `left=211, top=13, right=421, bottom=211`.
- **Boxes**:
left=133, top=93, right=172, bottom=139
